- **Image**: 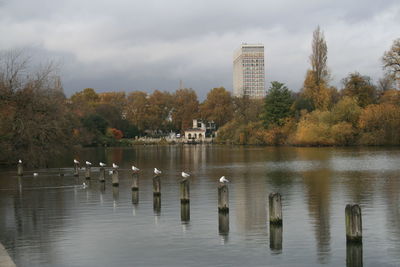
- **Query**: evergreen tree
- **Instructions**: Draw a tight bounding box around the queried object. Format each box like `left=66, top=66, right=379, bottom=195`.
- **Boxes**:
left=262, top=81, right=293, bottom=128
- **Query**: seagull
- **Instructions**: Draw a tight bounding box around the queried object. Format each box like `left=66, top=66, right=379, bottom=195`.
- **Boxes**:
left=154, top=168, right=162, bottom=175
left=112, top=163, right=119, bottom=169
left=181, top=172, right=190, bottom=178
left=18, top=159, right=22, bottom=164
left=85, top=161, right=92, bottom=166
left=33, top=172, right=38, bottom=177
left=219, top=176, right=229, bottom=183
left=132, top=165, right=140, bottom=172
left=99, top=162, right=106, bottom=167
left=74, top=159, right=79, bottom=164
left=82, top=182, right=87, bottom=189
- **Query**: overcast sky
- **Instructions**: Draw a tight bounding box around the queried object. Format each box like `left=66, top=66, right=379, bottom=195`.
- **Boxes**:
left=0, top=0, right=399, bottom=99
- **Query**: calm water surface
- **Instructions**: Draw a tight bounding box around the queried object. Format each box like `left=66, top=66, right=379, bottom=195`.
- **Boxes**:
left=0, top=146, right=399, bottom=266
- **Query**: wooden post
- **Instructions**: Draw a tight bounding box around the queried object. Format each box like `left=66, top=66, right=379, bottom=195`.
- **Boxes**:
left=99, top=167, right=105, bottom=183
left=153, top=176, right=161, bottom=196
left=85, top=166, right=91, bottom=179
left=345, top=204, right=362, bottom=243
left=180, top=179, right=190, bottom=203
left=269, top=192, right=282, bottom=225
left=17, top=162, right=23, bottom=176
left=74, top=163, right=79, bottom=177
left=131, top=173, right=139, bottom=191
left=270, top=224, right=283, bottom=253
left=218, top=212, right=229, bottom=235
left=218, top=183, right=229, bottom=212
left=153, top=195, right=161, bottom=214
left=132, top=190, right=139, bottom=205
left=112, top=169, right=119, bottom=186
left=181, top=202, right=190, bottom=222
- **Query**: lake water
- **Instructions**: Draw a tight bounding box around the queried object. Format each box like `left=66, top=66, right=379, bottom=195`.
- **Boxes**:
left=0, top=146, right=399, bottom=266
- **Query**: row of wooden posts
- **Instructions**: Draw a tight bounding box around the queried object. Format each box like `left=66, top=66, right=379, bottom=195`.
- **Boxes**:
left=17, top=161, right=363, bottom=244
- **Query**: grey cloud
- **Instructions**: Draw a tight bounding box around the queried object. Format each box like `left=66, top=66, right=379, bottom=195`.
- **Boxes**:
left=1, top=0, right=399, bottom=99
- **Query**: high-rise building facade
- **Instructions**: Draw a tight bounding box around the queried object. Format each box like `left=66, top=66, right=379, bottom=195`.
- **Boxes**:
left=233, top=44, right=265, bottom=98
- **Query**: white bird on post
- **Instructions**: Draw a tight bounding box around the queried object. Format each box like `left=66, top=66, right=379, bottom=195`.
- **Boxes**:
left=219, top=176, right=229, bottom=183
left=18, top=159, right=22, bottom=164
left=112, top=163, right=119, bottom=169
left=132, top=165, right=140, bottom=172
left=99, top=162, right=106, bottom=167
left=181, top=171, right=190, bottom=179
left=74, top=159, right=79, bottom=165
left=85, top=161, right=92, bottom=166
left=154, top=168, right=162, bottom=176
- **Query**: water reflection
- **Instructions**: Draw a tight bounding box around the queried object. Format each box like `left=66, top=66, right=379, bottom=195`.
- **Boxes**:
left=1, top=146, right=400, bottom=266
left=346, top=243, right=363, bottom=267
left=132, top=190, right=139, bottom=205
left=269, top=224, right=283, bottom=253
left=302, top=168, right=331, bottom=263
left=153, top=195, right=161, bottom=215
left=218, top=212, right=229, bottom=243
left=112, top=187, right=119, bottom=210
left=180, top=203, right=190, bottom=223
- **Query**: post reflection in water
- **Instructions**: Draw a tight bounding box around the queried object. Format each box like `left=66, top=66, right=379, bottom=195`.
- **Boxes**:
left=153, top=195, right=161, bottom=215
left=218, top=212, right=229, bottom=243
left=99, top=182, right=106, bottom=193
left=346, top=243, right=363, bottom=267
left=112, top=186, right=119, bottom=210
left=132, top=190, right=139, bottom=205
left=180, top=203, right=190, bottom=223
left=269, top=224, right=283, bottom=253
left=2, top=146, right=400, bottom=266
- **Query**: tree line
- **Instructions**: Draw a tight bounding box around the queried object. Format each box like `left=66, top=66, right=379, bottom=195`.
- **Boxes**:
left=1, top=27, right=400, bottom=166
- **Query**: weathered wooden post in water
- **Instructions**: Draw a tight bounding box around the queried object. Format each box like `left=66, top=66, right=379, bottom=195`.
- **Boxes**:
left=73, top=159, right=79, bottom=177
left=180, top=179, right=190, bottom=203
left=218, top=176, right=229, bottom=213
left=345, top=204, right=362, bottom=243
left=131, top=166, right=140, bottom=191
left=112, top=163, right=119, bottom=186
left=153, top=176, right=161, bottom=196
left=99, top=167, right=105, bottom=183
left=17, top=160, right=23, bottom=176
left=269, top=192, right=283, bottom=225
left=85, top=161, right=92, bottom=179
left=153, top=168, right=162, bottom=196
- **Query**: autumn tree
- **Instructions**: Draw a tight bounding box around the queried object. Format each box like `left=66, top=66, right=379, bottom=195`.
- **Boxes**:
left=125, top=91, right=149, bottom=132
left=172, top=88, right=199, bottom=131
left=147, top=90, right=174, bottom=132
left=70, top=88, right=100, bottom=116
left=382, top=38, right=400, bottom=84
left=310, top=26, right=329, bottom=86
left=342, top=72, right=377, bottom=107
left=359, top=103, right=400, bottom=145
left=200, top=87, right=233, bottom=128
left=301, top=26, right=333, bottom=110
left=0, top=49, right=72, bottom=166
left=262, top=81, right=294, bottom=128
left=379, top=89, right=400, bottom=106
